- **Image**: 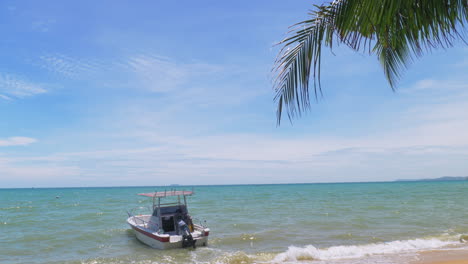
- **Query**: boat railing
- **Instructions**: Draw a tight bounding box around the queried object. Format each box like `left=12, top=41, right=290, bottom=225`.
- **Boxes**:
left=127, top=206, right=151, bottom=215
left=134, top=215, right=148, bottom=226
left=127, top=206, right=152, bottom=226
left=129, top=214, right=156, bottom=230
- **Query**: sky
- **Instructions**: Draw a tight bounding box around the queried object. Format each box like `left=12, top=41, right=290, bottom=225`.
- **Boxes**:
left=0, top=0, right=467, bottom=188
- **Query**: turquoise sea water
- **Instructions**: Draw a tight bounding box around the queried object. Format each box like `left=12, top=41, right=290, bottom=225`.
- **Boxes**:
left=1, top=181, right=468, bottom=264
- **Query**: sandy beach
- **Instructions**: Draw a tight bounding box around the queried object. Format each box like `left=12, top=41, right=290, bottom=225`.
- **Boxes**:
left=415, top=249, right=468, bottom=264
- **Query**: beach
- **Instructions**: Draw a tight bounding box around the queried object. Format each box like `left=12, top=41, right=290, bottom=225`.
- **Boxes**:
left=2, top=181, right=468, bottom=264
left=415, top=250, right=468, bottom=264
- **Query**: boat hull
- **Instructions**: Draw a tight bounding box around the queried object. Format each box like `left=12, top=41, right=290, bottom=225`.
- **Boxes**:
left=127, top=216, right=209, bottom=249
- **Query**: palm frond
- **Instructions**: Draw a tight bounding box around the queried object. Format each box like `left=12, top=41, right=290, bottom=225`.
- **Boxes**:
left=274, top=0, right=468, bottom=125
left=273, top=4, right=337, bottom=125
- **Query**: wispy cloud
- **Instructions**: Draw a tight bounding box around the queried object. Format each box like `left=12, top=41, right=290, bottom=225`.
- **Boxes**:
left=0, top=94, right=12, bottom=100
left=31, top=19, right=56, bottom=32
left=37, top=52, right=229, bottom=96
left=0, top=73, right=46, bottom=99
left=39, top=53, right=103, bottom=79
left=123, top=54, right=223, bottom=92
left=406, top=79, right=467, bottom=92
left=3, top=131, right=466, bottom=186
left=0, top=137, right=37, bottom=147
left=0, top=161, right=80, bottom=182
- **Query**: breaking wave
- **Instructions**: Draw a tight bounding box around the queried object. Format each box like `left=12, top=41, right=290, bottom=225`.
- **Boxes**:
left=273, top=237, right=460, bottom=262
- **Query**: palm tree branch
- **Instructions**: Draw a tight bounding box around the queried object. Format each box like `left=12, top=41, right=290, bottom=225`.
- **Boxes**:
left=273, top=0, right=467, bottom=125
left=273, top=4, right=337, bottom=125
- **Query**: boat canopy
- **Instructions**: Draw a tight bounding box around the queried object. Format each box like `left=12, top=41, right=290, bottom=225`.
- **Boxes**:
left=138, top=191, right=193, bottom=197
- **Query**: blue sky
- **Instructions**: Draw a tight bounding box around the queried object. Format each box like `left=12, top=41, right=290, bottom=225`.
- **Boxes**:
left=1, top=0, right=467, bottom=188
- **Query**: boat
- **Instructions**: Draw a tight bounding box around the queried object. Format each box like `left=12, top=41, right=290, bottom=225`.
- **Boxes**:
left=126, top=190, right=210, bottom=249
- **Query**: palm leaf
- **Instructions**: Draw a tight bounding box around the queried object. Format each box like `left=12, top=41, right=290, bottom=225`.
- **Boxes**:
left=273, top=0, right=468, bottom=125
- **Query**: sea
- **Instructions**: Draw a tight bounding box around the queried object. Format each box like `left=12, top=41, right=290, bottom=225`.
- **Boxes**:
left=1, top=181, right=468, bottom=264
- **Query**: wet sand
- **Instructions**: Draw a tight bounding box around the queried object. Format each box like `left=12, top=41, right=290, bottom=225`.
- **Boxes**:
left=415, top=249, right=468, bottom=264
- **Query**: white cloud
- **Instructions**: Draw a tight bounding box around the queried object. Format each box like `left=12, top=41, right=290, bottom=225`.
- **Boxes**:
left=6, top=103, right=466, bottom=185
left=0, top=73, right=47, bottom=99
left=31, top=19, right=56, bottom=32
left=39, top=53, right=103, bottom=79
left=0, top=137, right=37, bottom=147
left=0, top=94, right=12, bottom=100
left=37, top=52, right=232, bottom=98
left=124, top=54, right=223, bottom=92
left=1, top=126, right=466, bottom=187
left=403, top=79, right=467, bottom=94
left=0, top=163, right=80, bottom=182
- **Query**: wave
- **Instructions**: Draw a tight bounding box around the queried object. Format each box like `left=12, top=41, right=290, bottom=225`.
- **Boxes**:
left=189, top=236, right=466, bottom=264
left=273, top=237, right=461, bottom=262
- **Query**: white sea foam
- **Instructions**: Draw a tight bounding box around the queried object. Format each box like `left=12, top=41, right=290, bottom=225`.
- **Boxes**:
left=273, top=237, right=459, bottom=263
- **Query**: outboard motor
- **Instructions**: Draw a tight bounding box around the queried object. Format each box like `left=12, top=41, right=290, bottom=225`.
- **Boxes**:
left=178, top=219, right=196, bottom=248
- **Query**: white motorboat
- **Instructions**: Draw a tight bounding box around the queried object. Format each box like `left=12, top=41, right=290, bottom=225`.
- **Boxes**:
left=126, top=190, right=210, bottom=249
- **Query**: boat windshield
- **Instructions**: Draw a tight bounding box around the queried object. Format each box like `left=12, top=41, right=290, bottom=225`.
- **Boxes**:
left=153, top=205, right=187, bottom=216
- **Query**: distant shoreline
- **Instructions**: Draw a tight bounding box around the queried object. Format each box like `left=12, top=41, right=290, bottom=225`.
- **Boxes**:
left=395, top=176, right=468, bottom=182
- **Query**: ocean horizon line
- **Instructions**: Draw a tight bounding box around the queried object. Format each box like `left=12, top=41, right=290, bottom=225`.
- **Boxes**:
left=1, top=177, right=466, bottom=190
